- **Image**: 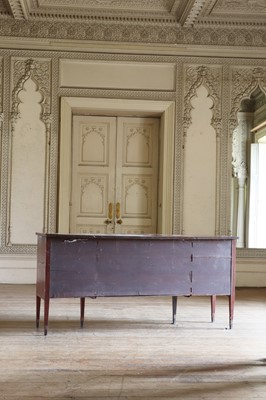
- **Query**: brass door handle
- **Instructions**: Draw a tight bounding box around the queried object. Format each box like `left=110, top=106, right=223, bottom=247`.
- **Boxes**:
left=104, top=203, right=113, bottom=225
left=116, top=202, right=120, bottom=219
left=108, top=202, right=113, bottom=220
left=116, top=202, right=123, bottom=224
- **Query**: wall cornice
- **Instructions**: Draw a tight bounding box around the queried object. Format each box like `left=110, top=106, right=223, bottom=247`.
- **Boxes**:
left=1, top=38, right=266, bottom=60
left=1, top=20, right=266, bottom=49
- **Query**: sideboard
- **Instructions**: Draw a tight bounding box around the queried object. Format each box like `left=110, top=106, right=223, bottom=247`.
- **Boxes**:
left=36, top=233, right=236, bottom=335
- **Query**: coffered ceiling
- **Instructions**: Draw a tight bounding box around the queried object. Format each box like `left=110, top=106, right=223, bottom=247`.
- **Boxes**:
left=0, top=0, right=266, bottom=47
left=1, top=0, right=266, bottom=26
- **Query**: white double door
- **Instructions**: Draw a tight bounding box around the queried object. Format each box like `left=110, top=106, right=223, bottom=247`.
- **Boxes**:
left=70, top=115, right=159, bottom=234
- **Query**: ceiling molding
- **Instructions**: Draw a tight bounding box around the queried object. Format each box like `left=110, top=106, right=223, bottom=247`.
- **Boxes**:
left=0, top=0, right=266, bottom=50
left=178, top=0, right=206, bottom=27
left=0, top=0, right=266, bottom=26
left=7, top=0, right=28, bottom=19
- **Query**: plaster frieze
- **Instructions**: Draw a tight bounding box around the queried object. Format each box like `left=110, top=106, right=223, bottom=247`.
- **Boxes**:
left=1, top=20, right=266, bottom=47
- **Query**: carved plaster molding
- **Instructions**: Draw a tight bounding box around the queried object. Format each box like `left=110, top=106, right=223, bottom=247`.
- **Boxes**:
left=182, top=63, right=223, bottom=236
left=5, top=57, right=52, bottom=250
left=229, top=66, right=266, bottom=130
left=180, top=0, right=206, bottom=27
left=1, top=20, right=266, bottom=47
left=237, top=248, right=266, bottom=258
left=8, top=0, right=28, bottom=19
left=0, top=57, right=2, bottom=112
left=199, top=0, right=266, bottom=26
left=183, top=64, right=222, bottom=136
left=11, top=58, right=51, bottom=129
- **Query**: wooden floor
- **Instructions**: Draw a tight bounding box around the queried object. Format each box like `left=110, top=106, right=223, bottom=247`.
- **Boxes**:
left=0, top=285, right=266, bottom=399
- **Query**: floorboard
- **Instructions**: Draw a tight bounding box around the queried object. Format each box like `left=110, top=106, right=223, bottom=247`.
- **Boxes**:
left=0, top=285, right=266, bottom=399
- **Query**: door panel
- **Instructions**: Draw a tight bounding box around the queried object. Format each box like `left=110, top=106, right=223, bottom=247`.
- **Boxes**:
left=70, top=116, right=116, bottom=234
left=115, top=117, right=159, bottom=234
left=70, top=116, right=159, bottom=234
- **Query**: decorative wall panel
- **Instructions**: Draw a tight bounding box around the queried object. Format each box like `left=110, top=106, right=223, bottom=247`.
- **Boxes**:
left=229, top=66, right=266, bottom=128
left=59, top=60, right=176, bottom=91
left=0, top=56, right=3, bottom=171
left=0, top=57, right=3, bottom=241
left=7, top=57, right=51, bottom=247
left=182, top=64, right=222, bottom=235
left=0, top=47, right=265, bottom=286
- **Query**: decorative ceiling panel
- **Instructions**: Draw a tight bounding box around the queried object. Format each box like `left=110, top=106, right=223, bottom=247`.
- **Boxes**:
left=36, top=0, right=176, bottom=12
left=12, top=0, right=181, bottom=19
left=0, top=0, right=10, bottom=16
left=1, top=0, right=266, bottom=25
left=0, top=0, right=266, bottom=45
left=200, top=0, right=266, bottom=24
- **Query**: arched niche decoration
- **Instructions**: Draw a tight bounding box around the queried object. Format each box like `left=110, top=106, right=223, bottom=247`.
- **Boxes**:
left=11, top=58, right=51, bottom=130
left=229, top=67, right=266, bottom=132
left=229, top=66, right=266, bottom=253
left=0, top=58, right=3, bottom=169
left=182, top=64, right=222, bottom=234
left=183, top=65, right=222, bottom=137
left=5, top=58, right=52, bottom=250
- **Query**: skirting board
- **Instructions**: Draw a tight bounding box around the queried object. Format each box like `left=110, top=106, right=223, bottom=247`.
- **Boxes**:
left=0, top=255, right=266, bottom=286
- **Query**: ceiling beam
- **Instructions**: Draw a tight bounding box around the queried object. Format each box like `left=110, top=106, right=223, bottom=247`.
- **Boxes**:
left=177, top=0, right=206, bottom=27
left=6, top=0, right=29, bottom=19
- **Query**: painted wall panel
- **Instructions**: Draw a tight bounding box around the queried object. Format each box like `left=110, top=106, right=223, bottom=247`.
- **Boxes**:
left=183, top=85, right=216, bottom=235
left=59, top=60, right=176, bottom=91
left=9, top=78, right=46, bottom=245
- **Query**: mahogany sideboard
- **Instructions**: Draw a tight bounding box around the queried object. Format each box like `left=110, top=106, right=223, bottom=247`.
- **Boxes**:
left=36, top=233, right=237, bottom=335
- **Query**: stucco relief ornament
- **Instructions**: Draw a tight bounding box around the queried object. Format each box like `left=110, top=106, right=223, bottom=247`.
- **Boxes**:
left=230, top=67, right=266, bottom=121
left=183, top=65, right=222, bottom=136
left=0, top=112, right=3, bottom=137
left=232, top=126, right=248, bottom=180
left=11, top=59, right=34, bottom=126
left=11, top=58, right=51, bottom=130
left=237, top=161, right=248, bottom=181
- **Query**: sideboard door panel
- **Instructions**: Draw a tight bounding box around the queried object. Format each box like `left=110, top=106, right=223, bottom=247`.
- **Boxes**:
left=49, top=237, right=195, bottom=297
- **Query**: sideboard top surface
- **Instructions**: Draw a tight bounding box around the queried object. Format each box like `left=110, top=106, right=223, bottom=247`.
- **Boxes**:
left=36, top=233, right=237, bottom=241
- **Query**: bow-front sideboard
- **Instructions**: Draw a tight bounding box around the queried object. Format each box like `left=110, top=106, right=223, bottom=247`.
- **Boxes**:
left=36, top=233, right=237, bottom=335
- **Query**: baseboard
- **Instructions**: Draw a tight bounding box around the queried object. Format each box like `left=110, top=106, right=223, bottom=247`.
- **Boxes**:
left=236, top=257, right=266, bottom=287
left=0, top=255, right=36, bottom=284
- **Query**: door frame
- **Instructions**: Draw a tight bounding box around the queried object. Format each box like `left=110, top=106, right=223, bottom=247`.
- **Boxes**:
left=58, top=97, right=175, bottom=234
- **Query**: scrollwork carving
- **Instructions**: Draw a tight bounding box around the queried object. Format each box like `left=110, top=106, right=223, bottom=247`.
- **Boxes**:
left=11, top=58, right=51, bottom=129
left=183, top=64, right=222, bottom=136
left=1, top=20, right=266, bottom=47
left=230, top=66, right=266, bottom=122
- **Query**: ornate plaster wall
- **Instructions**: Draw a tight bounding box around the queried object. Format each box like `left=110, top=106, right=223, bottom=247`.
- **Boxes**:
left=0, top=47, right=265, bottom=285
